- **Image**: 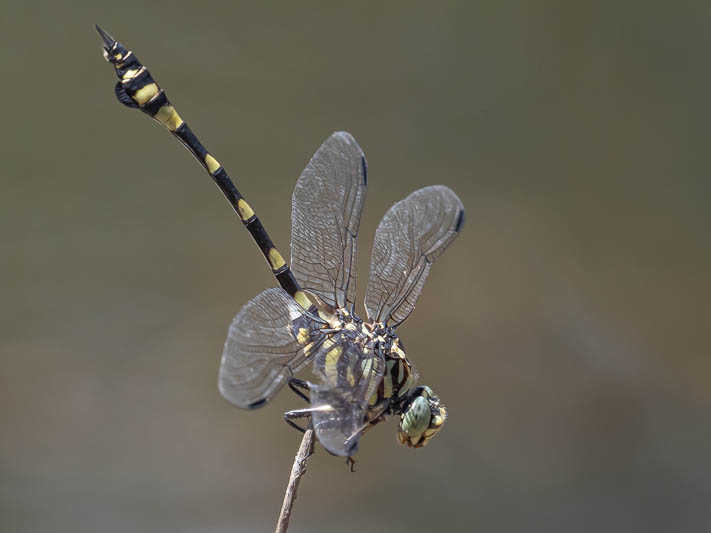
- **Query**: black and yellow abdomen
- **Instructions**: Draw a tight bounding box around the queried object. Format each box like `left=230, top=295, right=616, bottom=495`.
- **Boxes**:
left=96, top=25, right=310, bottom=311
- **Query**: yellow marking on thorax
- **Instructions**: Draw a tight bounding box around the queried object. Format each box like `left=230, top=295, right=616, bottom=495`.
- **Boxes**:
left=323, top=345, right=343, bottom=383
left=300, top=343, right=312, bottom=357
left=398, top=371, right=415, bottom=398
left=293, top=290, right=311, bottom=310
left=383, top=360, right=396, bottom=398
left=237, top=198, right=255, bottom=220
left=391, top=341, right=406, bottom=359
left=365, top=357, right=382, bottom=401
left=132, top=83, right=159, bottom=105
left=322, top=337, right=335, bottom=350
left=346, top=366, right=356, bottom=387
left=317, top=309, right=341, bottom=329
left=155, top=105, right=183, bottom=131
left=296, top=328, right=310, bottom=345
left=205, top=154, right=221, bottom=174
left=268, top=249, right=286, bottom=270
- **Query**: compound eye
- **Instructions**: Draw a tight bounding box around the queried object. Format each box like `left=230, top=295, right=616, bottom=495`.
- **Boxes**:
left=397, top=388, right=447, bottom=448
left=397, top=396, right=431, bottom=447
left=401, top=396, right=431, bottom=437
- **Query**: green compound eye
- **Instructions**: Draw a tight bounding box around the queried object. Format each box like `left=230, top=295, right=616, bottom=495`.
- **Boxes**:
left=400, top=396, right=432, bottom=437
left=397, top=386, right=447, bottom=448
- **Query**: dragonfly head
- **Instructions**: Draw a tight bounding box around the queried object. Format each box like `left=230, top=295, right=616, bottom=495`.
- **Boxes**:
left=397, top=385, right=447, bottom=448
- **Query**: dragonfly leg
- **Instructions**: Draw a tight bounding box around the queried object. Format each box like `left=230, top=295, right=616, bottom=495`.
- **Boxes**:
left=343, top=407, right=388, bottom=450
left=287, top=378, right=311, bottom=404
left=346, top=456, right=357, bottom=472
left=283, top=407, right=316, bottom=433
left=341, top=410, right=389, bottom=470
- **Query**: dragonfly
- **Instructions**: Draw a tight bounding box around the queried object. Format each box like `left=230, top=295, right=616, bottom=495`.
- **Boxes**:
left=97, top=26, right=464, bottom=458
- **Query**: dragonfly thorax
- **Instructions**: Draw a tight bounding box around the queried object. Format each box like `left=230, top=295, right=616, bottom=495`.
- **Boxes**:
left=360, top=326, right=415, bottom=410
left=318, top=307, right=418, bottom=408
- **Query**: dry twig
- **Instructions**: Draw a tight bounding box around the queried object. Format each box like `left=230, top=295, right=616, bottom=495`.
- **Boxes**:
left=274, top=429, right=315, bottom=533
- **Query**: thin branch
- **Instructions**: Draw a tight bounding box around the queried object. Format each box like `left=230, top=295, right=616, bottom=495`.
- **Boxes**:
left=274, top=429, right=315, bottom=533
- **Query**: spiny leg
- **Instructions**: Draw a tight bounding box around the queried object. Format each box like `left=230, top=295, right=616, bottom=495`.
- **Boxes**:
left=342, top=411, right=388, bottom=472
left=284, top=407, right=316, bottom=434
left=287, top=378, right=311, bottom=404
left=95, top=26, right=312, bottom=311
left=343, top=405, right=388, bottom=450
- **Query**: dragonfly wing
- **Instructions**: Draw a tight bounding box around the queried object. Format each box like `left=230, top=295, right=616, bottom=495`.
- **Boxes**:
left=219, top=287, right=327, bottom=409
left=365, top=185, right=464, bottom=327
left=291, top=132, right=368, bottom=310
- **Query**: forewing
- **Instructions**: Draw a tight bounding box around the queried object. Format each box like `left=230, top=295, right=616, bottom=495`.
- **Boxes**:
left=218, top=288, right=327, bottom=409
left=291, top=131, right=368, bottom=310
left=309, top=339, right=384, bottom=456
left=365, top=185, right=465, bottom=326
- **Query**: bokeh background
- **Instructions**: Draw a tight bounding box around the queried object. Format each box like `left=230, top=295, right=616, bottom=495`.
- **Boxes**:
left=2, top=1, right=710, bottom=532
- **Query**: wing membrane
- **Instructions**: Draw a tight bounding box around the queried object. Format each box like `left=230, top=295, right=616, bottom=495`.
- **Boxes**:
left=291, top=131, right=367, bottom=310
left=365, top=185, right=465, bottom=326
left=218, top=287, right=327, bottom=409
left=309, top=338, right=384, bottom=456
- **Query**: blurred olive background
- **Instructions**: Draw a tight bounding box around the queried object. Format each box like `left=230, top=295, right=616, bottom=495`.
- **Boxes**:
left=2, top=1, right=710, bottom=532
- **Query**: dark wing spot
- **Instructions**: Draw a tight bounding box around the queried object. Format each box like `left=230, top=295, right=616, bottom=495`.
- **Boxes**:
left=247, top=398, right=268, bottom=409
left=455, top=209, right=465, bottom=232
left=361, top=155, right=368, bottom=186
